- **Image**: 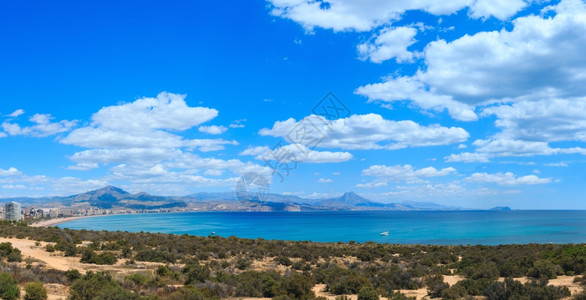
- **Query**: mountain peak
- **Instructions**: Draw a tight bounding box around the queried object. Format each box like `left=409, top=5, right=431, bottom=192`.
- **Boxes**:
left=96, top=185, right=129, bottom=194
left=342, top=191, right=359, bottom=197
left=331, top=191, right=371, bottom=205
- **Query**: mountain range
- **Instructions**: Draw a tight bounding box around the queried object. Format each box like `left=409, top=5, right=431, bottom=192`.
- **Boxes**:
left=0, top=186, right=480, bottom=212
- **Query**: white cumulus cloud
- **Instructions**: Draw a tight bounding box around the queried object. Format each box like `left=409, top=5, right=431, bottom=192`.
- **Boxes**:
left=268, top=0, right=525, bottom=32
left=242, top=144, right=353, bottom=164
left=362, top=164, right=457, bottom=183
left=198, top=125, right=228, bottom=135
left=260, top=114, right=469, bottom=150
left=465, top=172, right=552, bottom=185
left=2, top=113, right=77, bottom=137
left=0, top=167, right=22, bottom=177
left=357, top=26, right=417, bottom=63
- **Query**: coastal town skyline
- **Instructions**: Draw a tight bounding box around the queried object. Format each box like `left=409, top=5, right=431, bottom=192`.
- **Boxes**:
left=3, top=0, right=586, bottom=209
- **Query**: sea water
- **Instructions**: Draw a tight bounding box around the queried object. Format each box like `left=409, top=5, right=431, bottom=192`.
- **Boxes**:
left=60, top=210, right=586, bottom=245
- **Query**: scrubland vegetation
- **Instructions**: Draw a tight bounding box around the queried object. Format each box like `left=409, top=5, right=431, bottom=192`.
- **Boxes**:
left=0, top=220, right=585, bottom=299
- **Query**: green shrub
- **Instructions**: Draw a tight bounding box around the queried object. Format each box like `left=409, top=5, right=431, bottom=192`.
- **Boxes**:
left=24, top=281, right=48, bottom=300
left=283, top=273, right=314, bottom=299
left=528, top=260, right=559, bottom=279
left=329, top=274, right=371, bottom=295
left=357, top=286, right=379, bottom=300
left=68, top=271, right=139, bottom=300
left=134, top=249, right=176, bottom=263
left=45, top=244, right=55, bottom=253
left=0, top=242, right=22, bottom=262
left=156, top=265, right=172, bottom=277
left=54, top=241, right=77, bottom=257
left=425, top=274, right=449, bottom=298
left=0, top=272, right=20, bottom=300
left=80, top=249, right=117, bottom=265
left=275, top=256, right=292, bottom=266
left=65, top=269, right=82, bottom=283
left=183, top=263, right=210, bottom=284
left=167, top=286, right=206, bottom=300
left=235, top=257, right=252, bottom=270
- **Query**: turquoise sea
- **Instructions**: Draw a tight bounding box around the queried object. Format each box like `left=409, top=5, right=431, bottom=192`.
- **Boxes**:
left=61, top=210, right=586, bottom=245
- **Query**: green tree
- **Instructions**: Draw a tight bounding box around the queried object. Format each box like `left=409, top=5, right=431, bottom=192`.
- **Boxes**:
left=68, top=271, right=138, bottom=300
left=425, top=274, right=449, bottom=298
left=283, top=273, right=314, bottom=299
left=24, top=281, right=48, bottom=300
left=357, top=286, right=379, bottom=300
left=167, top=286, right=205, bottom=300
left=0, top=272, right=20, bottom=300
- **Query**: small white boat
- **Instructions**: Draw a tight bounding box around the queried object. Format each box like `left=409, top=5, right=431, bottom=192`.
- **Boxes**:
left=380, top=231, right=389, bottom=236
left=211, top=231, right=216, bottom=235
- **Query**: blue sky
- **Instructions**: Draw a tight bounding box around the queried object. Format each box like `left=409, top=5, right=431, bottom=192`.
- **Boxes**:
left=1, top=0, right=586, bottom=209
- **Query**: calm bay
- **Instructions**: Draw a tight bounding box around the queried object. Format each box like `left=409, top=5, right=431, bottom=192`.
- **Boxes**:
left=60, top=210, right=586, bottom=245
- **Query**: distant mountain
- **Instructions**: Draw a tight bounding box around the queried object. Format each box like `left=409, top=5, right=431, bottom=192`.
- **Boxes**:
left=315, top=192, right=381, bottom=208
left=186, top=190, right=462, bottom=211
left=1, top=186, right=188, bottom=210
left=1, top=186, right=471, bottom=212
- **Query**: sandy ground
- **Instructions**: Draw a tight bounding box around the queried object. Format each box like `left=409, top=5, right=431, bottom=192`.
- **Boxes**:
left=0, top=237, right=166, bottom=299
left=30, top=215, right=104, bottom=228
left=444, top=274, right=465, bottom=286
left=549, top=276, right=583, bottom=296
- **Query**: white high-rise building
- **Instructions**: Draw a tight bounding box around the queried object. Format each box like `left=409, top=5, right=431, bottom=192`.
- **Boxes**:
left=4, top=202, right=21, bottom=221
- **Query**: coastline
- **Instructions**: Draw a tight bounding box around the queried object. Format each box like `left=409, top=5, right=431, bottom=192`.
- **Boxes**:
left=30, top=214, right=105, bottom=228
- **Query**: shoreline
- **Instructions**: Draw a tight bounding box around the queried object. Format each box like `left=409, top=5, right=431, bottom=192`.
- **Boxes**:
left=30, top=214, right=105, bottom=228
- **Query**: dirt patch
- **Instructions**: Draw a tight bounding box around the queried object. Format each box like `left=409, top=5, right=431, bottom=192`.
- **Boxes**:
left=398, top=288, right=428, bottom=299
left=444, top=275, right=464, bottom=286
left=549, top=275, right=583, bottom=296
left=0, top=237, right=163, bottom=274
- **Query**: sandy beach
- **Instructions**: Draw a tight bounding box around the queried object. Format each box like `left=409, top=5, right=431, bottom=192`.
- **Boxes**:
left=30, top=215, right=105, bottom=228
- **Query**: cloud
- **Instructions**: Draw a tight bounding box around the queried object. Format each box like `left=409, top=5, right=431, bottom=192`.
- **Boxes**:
left=482, top=98, right=586, bottom=143
left=259, top=114, right=469, bottom=150
left=355, top=76, right=478, bottom=121
left=357, top=26, right=417, bottom=63
left=445, top=152, right=490, bottom=163
left=242, top=144, right=353, bottom=163
left=51, top=92, right=266, bottom=195
left=361, top=164, right=457, bottom=183
left=0, top=132, right=6, bottom=138
left=67, top=163, right=99, bottom=171
left=0, top=167, right=22, bottom=176
left=268, top=0, right=525, bottom=32
left=0, top=168, right=109, bottom=197
left=2, top=184, right=27, bottom=189
left=91, top=92, right=217, bottom=132
left=356, top=0, right=586, bottom=120
left=446, top=139, right=586, bottom=162
left=469, top=0, right=526, bottom=20
left=356, top=181, right=387, bottom=188
left=465, top=172, right=552, bottom=185
left=446, top=97, right=586, bottom=162
left=198, top=125, right=228, bottom=135
left=166, top=153, right=272, bottom=178
left=2, top=113, right=77, bottom=137
left=61, top=92, right=236, bottom=168
left=183, top=139, right=238, bottom=152
left=68, top=148, right=181, bottom=166
left=240, top=146, right=271, bottom=156
left=318, top=178, right=333, bottom=183
left=8, top=109, right=24, bottom=117
left=365, top=182, right=520, bottom=201
left=229, top=119, right=246, bottom=128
